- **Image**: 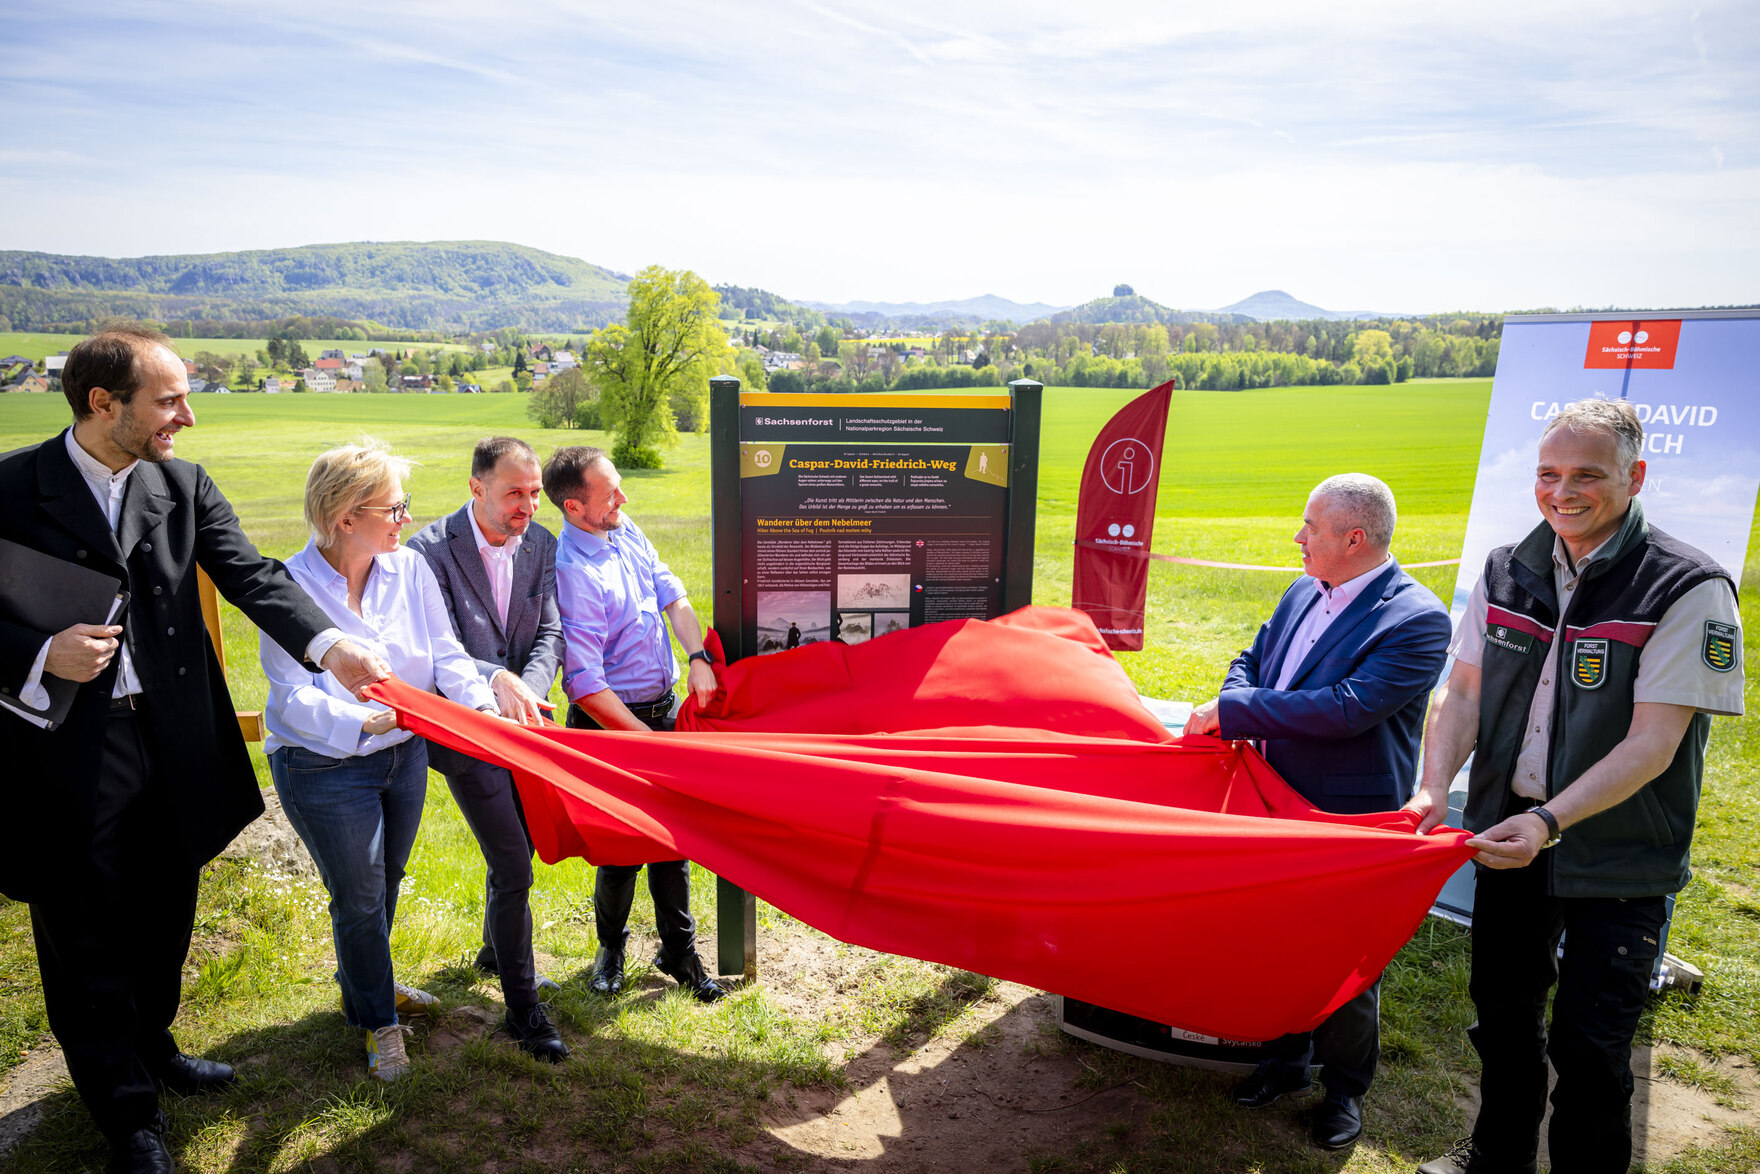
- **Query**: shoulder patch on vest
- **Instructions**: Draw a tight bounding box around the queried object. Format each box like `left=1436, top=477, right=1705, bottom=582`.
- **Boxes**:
left=1485, top=623, right=1535, bottom=654
left=1571, top=638, right=1608, bottom=689
left=1703, top=620, right=1737, bottom=672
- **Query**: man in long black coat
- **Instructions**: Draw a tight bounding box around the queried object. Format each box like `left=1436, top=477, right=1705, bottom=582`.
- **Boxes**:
left=0, top=326, right=386, bottom=1174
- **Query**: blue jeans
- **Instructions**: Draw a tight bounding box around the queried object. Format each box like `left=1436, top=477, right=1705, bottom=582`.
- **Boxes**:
left=271, top=739, right=427, bottom=1031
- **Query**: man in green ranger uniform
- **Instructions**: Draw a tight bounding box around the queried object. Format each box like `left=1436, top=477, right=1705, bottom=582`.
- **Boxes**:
left=1407, top=398, right=1744, bottom=1174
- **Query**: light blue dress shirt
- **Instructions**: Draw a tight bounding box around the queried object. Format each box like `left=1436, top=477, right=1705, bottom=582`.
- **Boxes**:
left=556, top=516, right=687, bottom=705
left=261, top=542, right=496, bottom=757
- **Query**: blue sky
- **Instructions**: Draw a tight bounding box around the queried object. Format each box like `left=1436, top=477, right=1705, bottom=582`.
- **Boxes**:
left=2, top=0, right=1755, bottom=313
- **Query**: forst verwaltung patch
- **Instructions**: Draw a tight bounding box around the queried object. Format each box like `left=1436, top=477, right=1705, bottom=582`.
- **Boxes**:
left=1572, top=638, right=1609, bottom=689
left=1702, top=620, right=1738, bottom=672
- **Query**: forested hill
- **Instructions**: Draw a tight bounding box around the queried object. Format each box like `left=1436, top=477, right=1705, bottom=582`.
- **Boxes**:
left=0, top=241, right=631, bottom=333
left=1051, top=293, right=1250, bottom=327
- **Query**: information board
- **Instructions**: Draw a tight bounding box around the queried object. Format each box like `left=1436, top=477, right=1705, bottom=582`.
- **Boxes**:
left=706, top=379, right=1042, bottom=976
left=737, top=394, right=1014, bottom=654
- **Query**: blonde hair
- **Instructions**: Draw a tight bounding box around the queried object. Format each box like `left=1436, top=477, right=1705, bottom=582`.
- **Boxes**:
left=304, top=438, right=413, bottom=549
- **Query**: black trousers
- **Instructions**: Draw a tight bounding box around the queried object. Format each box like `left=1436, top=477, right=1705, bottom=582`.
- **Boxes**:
left=567, top=699, right=700, bottom=962
left=28, top=705, right=200, bottom=1142
left=1468, top=860, right=1667, bottom=1174
left=1259, top=977, right=1380, bottom=1098
left=441, top=757, right=541, bottom=1008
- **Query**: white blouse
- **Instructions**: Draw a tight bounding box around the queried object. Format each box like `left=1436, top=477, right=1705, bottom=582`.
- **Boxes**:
left=261, top=541, right=496, bottom=757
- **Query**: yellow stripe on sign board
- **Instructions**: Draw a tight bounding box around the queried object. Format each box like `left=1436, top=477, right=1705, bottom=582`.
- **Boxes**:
left=739, top=393, right=1011, bottom=410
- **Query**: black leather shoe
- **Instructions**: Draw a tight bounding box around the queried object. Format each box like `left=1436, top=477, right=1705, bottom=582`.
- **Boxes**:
left=1415, top=1138, right=1535, bottom=1174
left=653, top=950, right=727, bottom=1004
left=588, top=945, right=625, bottom=995
left=1232, top=1064, right=1312, bottom=1108
left=505, top=1002, right=570, bottom=1063
left=108, top=1115, right=175, bottom=1173
left=1311, top=1093, right=1362, bottom=1149
left=154, top=1053, right=236, bottom=1095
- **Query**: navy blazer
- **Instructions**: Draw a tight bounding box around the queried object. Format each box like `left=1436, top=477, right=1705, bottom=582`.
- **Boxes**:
left=1216, top=560, right=1450, bottom=814
left=407, top=504, right=563, bottom=777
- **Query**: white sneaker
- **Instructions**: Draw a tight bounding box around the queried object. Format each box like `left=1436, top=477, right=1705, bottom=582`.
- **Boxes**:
left=366, top=1024, right=414, bottom=1082
left=394, top=982, right=438, bottom=1016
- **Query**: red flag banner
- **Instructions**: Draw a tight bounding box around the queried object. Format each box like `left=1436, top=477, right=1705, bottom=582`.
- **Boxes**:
left=1072, top=381, right=1176, bottom=650
left=365, top=607, right=1473, bottom=1039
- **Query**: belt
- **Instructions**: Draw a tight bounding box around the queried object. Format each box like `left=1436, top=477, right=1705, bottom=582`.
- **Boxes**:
left=622, top=691, right=676, bottom=720
left=109, top=693, right=140, bottom=712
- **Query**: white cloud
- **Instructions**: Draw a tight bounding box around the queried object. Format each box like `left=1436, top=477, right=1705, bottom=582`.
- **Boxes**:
left=2, top=0, right=1756, bottom=310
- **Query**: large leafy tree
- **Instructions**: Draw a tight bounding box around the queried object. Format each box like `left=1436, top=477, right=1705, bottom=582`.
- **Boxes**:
left=586, top=266, right=731, bottom=467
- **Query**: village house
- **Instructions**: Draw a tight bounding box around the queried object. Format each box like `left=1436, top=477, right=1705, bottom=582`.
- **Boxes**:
left=9, top=373, right=50, bottom=394
left=344, top=362, right=365, bottom=381
left=320, top=349, right=344, bottom=360
left=263, top=376, right=285, bottom=393
left=314, top=357, right=345, bottom=374
left=333, top=379, right=362, bottom=393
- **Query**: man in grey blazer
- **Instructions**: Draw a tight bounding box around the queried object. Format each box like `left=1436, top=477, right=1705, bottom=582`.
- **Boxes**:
left=408, top=436, right=567, bottom=1062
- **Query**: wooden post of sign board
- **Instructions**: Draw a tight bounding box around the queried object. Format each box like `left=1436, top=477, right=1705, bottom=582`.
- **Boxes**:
left=197, top=567, right=264, bottom=742
left=707, top=373, right=758, bottom=980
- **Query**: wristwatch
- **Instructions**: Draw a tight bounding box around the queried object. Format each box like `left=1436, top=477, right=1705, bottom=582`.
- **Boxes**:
left=688, top=650, right=714, bottom=668
left=1530, top=805, right=1563, bottom=849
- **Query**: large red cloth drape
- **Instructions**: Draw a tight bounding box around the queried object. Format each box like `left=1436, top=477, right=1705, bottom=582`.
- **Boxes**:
left=366, top=608, right=1472, bottom=1041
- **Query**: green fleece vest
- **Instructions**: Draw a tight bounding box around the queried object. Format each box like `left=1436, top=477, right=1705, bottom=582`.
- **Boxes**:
left=1465, top=500, right=1733, bottom=898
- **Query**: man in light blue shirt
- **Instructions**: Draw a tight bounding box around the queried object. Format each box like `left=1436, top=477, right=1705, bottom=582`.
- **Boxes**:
left=543, top=445, right=725, bottom=1003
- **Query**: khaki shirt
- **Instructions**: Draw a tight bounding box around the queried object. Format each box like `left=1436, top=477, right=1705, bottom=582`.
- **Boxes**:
left=1451, top=532, right=1744, bottom=800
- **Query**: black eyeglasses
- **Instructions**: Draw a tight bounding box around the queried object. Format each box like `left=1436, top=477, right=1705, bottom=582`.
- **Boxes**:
left=358, top=494, right=412, bottom=523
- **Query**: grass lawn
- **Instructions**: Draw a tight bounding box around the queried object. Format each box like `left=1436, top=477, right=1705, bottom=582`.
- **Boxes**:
left=0, top=383, right=1755, bottom=1173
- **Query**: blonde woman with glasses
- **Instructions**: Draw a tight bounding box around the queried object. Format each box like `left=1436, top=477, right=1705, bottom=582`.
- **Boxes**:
left=260, top=440, right=499, bottom=1082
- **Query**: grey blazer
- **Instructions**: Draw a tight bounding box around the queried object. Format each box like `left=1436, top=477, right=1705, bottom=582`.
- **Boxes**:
left=407, top=504, right=563, bottom=776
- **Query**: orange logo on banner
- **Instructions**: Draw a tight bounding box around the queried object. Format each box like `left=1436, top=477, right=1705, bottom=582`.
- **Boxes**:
left=1584, top=320, right=1681, bottom=369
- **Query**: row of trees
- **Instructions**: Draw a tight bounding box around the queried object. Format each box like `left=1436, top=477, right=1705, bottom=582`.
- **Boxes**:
left=527, top=267, right=731, bottom=467
left=521, top=270, right=1511, bottom=467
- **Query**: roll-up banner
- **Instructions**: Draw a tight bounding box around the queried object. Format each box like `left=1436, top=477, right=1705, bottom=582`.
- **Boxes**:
left=1451, top=310, right=1760, bottom=615
left=1434, top=308, right=1760, bottom=954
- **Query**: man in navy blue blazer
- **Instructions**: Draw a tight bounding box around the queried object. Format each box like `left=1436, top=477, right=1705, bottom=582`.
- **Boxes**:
left=1185, top=473, right=1450, bottom=1151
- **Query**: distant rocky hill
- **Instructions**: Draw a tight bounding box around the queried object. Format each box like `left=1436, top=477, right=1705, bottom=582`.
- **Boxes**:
left=1051, top=293, right=1249, bottom=327
left=0, top=241, right=630, bottom=333
left=1216, top=289, right=1394, bottom=322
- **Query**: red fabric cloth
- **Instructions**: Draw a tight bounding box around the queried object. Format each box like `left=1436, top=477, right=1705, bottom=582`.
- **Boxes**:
left=366, top=607, right=1472, bottom=1040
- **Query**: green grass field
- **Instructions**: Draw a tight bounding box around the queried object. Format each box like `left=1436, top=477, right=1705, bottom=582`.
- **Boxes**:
left=1, top=384, right=1755, bottom=1173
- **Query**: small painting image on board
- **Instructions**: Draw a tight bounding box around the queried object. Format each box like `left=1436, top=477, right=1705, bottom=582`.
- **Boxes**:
left=834, top=612, right=873, bottom=645
left=757, top=591, right=830, bottom=655
left=873, top=612, right=909, bottom=638
left=837, top=572, right=910, bottom=610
